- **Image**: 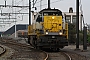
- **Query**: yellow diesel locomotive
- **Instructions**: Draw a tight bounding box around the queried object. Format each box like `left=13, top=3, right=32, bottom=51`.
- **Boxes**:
left=28, top=8, right=68, bottom=50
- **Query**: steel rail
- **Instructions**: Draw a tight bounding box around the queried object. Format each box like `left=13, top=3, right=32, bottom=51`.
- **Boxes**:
left=0, top=45, right=6, bottom=56
left=44, top=52, right=72, bottom=60
left=62, top=52, right=72, bottom=60
left=44, top=52, right=48, bottom=60
left=0, top=37, right=71, bottom=60
left=1, top=38, right=48, bottom=60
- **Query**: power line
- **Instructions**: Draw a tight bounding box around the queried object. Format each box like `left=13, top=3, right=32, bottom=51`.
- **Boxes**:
left=3, top=0, right=63, bottom=14
left=0, top=5, right=29, bottom=8
left=35, top=0, right=44, bottom=4
left=40, top=0, right=43, bottom=10
left=36, top=0, right=63, bottom=7
left=12, top=0, right=46, bottom=12
left=14, top=0, right=24, bottom=6
left=3, top=0, right=26, bottom=16
left=0, top=0, right=63, bottom=17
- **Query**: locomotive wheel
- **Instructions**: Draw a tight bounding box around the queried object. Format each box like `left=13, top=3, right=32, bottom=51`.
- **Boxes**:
left=56, top=48, right=60, bottom=51
left=30, top=36, right=35, bottom=47
left=30, top=36, right=37, bottom=48
left=28, top=36, right=30, bottom=44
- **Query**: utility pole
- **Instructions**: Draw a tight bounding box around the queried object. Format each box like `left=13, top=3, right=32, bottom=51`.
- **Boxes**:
left=83, top=26, right=87, bottom=51
left=15, top=8, right=17, bottom=38
left=15, top=0, right=17, bottom=38
left=76, top=0, right=79, bottom=50
left=4, top=0, right=6, bottom=7
left=29, top=0, right=31, bottom=25
left=28, top=0, right=31, bottom=44
left=48, top=0, right=50, bottom=9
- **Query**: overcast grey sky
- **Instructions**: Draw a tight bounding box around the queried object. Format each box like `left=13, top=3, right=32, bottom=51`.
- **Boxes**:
left=0, top=0, right=89, bottom=31
left=36, top=0, right=90, bottom=24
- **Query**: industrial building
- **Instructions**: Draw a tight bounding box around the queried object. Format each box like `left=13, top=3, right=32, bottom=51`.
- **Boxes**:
left=64, top=7, right=82, bottom=31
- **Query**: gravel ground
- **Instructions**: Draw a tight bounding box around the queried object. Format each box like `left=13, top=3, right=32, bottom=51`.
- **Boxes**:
left=0, top=38, right=47, bottom=60
left=0, top=45, right=14, bottom=60
left=47, top=52, right=67, bottom=60
left=0, top=46, right=4, bottom=54
left=1, top=37, right=90, bottom=60
left=63, top=45, right=90, bottom=60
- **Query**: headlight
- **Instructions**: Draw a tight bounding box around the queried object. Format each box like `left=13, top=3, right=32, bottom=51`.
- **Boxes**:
left=46, top=32, right=48, bottom=34
left=59, top=32, right=62, bottom=35
left=52, top=16, right=55, bottom=19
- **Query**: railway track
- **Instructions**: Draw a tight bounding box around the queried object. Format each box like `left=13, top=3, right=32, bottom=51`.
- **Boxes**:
left=0, top=37, right=89, bottom=60
left=0, top=45, right=6, bottom=56
left=44, top=52, right=72, bottom=60
left=0, top=38, right=48, bottom=60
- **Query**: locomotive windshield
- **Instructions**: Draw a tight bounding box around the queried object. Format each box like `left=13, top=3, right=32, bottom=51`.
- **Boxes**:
left=35, top=9, right=62, bottom=22
left=36, top=15, right=42, bottom=22
left=43, top=12, right=62, bottom=16
left=36, top=13, right=43, bottom=22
